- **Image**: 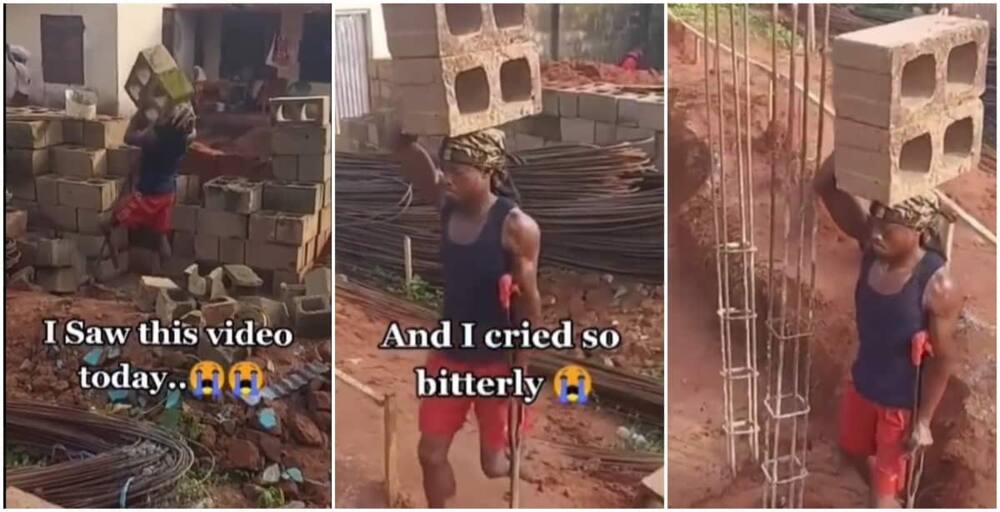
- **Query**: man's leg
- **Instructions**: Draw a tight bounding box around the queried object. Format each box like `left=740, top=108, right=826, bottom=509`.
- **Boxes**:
left=418, top=432, right=456, bottom=507
left=838, top=381, right=878, bottom=493
left=871, top=408, right=911, bottom=508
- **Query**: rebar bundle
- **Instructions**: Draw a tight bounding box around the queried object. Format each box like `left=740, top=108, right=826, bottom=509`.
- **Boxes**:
left=701, top=4, right=761, bottom=474
left=5, top=401, right=194, bottom=507
left=336, top=142, right=664, bottom=284
left=760, top=5, right=830, bottom=508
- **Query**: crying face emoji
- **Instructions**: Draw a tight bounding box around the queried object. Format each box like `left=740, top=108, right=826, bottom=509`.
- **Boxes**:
left=228, top=361, right=264, bottom=403
left=189, top=361, right=224, bottom=400
left=553, top=365, right=593, bottom=405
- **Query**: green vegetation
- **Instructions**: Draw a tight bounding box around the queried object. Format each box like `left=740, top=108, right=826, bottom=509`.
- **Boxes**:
left=257, top=486, right=286, bottom=508
left=370, top=265, right=443, bottom=310
left=669, top=4, right=795, bottom=49
left=4, top=446, right=44, bottom=468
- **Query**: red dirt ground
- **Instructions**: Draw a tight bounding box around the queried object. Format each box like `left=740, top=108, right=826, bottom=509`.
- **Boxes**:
left=542, top=60, right=664, bottom=88
left=3, top=287, right=333, bottom=508
left=667, top=19, right=996, bottom=508
left=334, top=268, right=664, bottom=508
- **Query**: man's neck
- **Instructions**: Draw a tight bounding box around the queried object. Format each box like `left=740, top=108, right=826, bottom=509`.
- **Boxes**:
left=879, top=246, right=924, bottom=271
left=454, top=192, right=497, bottom=218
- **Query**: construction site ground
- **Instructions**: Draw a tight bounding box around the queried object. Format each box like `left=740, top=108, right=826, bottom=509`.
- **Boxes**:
left=335, top=268, right=664, bottom=508
left=4, top=284, right=333, bottom=508
left=667, top=18, right=996, bottom=508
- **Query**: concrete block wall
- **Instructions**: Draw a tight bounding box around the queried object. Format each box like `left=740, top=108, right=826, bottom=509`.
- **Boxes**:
left=833, top=14, right=989, bottom=204
left=383, top=3, right=542, bottom=136
left=503, top=85, right=665, bottom=169
left=5, top=106, right=136, bottom=287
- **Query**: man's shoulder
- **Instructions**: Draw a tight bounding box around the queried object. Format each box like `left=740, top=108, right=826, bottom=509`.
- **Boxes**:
left=504, top=207, right=539, bottom=236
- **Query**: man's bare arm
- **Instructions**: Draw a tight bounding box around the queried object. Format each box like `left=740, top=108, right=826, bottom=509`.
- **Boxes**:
left=392, top=133, right=445, bottom=208
left=813, top=155, right=869, bottom=243
left=918, top=267, right=962, bottom=425
left=504, top=209, right=542, bottom=368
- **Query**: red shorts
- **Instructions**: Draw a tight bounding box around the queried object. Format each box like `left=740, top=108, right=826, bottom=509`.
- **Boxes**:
left=838, top=380, right=911, bottom=497
left=418, top=353, right=530, bottom=451
left=115, top=192, right=175, bottom=234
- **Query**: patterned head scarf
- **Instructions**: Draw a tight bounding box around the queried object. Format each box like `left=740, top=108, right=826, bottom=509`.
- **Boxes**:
left=440, top=129, right=508, bottom=180
left=872, top=193, right=955, bottom=257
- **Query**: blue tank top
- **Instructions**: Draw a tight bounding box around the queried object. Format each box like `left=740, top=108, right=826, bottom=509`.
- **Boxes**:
left=852, top=249, right=944, bottom=408
left=440, top=196, right=515, bottom=363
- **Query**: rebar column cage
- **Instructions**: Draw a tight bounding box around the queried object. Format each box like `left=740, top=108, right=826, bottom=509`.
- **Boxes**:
left=702, top=4, right=761, bottom=473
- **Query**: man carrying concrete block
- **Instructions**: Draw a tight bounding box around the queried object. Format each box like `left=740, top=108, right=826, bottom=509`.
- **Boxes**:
left=101, top=102, right=196, bottom=270
left=393, top=127, right=542, bottom=508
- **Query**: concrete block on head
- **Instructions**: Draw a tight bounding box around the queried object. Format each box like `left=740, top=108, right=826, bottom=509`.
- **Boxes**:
left=52, top=146, right=107, bottom=178
left=83, top=116, right=128, bottom=149
left=107, top=145, right=142, bottom=177
left=125, top=44, right=194, bottom=124
left=384, top=4, right=531, bottom=59
left=203, top=175, right=262, bottom=214
left=834, top=98, right=983, bottom=204
left=269, top=96, right=330, bottom=126
left=395, top=42, right=542, bottom=136
left=6, top=148, right=50, bottom=178
left=5, top=120, right=63, bottom=149
left=832, top=15, right=989, bottom=129
left=57, top=176, right=118, bottom=210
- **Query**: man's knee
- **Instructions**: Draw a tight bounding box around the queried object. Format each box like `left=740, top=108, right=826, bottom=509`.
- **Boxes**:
left=418, top=435, right=449, bottom=468
left=480, top=448, right=508, bottom=479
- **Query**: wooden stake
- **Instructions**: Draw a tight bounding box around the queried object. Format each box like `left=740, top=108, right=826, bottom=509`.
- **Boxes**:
left=384, top=393, right=398, bottom=506
left=403, top=235, right=413, bottom=286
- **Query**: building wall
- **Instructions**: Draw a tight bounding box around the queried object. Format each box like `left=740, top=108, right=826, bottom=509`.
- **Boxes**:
left=5, top=4, right=118, bottom=113
left=116, top=4, right=167, bottom=118
left=172, top=9, right=199, bottom=81
left=335, top=3, right=389, bottom=59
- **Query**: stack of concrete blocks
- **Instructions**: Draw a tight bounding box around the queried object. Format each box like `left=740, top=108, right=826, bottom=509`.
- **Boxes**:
left=832, top=15, right=989, bottom=205
left=124, top=44, right=194, bottom=124
left=383, top=4, right=542, bottom=137
left=5, top=108, right=131, bottom=283
left=502, top=84, right=665, bottom=170
left=24, top=237, right=88, bottom=293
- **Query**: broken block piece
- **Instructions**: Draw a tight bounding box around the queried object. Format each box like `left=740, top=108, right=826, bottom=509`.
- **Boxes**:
left=394, top=42, right=541, bottom=136
left=52, top=146, right=107, bottom=178
left=202, top=296, right=239, bottom=326
left=137, top=275, right=180, bottom=312
left=383, top=4, right=531, bottom=59
left=269, top=96, right=330, bottom=126
left=203, top=175, right=262, bottom=214
left=835, top=98, right=983, bottom=204
left=156, top=288, right=197, bottom=323
left=57, top=176, right=119, bottom=210
left=224, top=264, right=264, bottom=289
left=83, top=116, right=128, bottom=148
left=832, top=15, right=989, bottom=129
left=291, top=295, right=332, bottom=338
left=125, top=44, right=194, bottom=123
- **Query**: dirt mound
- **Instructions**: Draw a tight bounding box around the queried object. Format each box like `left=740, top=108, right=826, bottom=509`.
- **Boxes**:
left=542, top=60, right=663, bottom=88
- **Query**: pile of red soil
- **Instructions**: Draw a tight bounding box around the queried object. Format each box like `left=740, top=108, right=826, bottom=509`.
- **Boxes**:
left=542, top=60, right=664, bottom=88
